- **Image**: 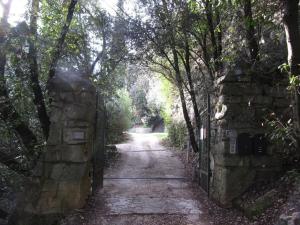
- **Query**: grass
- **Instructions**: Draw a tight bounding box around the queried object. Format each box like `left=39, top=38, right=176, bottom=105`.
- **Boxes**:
left=152, top=132, right=168, bottom=140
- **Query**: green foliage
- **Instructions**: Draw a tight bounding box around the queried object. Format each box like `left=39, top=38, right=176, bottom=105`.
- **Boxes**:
left=158, top=76, right=187, bottom=148
left=132, top=88, right=148, bottom=121
left=106, top=89, right=134, bottom=143
left=40, top=0, right=87, bottom=75
left=288, top=75, right=300, bottom=90
left=265, top=114, right=297, bottom=154
left=160, top=76, right=175, bottom=125
left=167, top=121, right=187, bottom=149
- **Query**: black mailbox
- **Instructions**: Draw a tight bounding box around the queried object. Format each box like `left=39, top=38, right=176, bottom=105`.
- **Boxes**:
left=237, top=133, right=252, bottom=155
left=252, top=134, right=268, bottom=155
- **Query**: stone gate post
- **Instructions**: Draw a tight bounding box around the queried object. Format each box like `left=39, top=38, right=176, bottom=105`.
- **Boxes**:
left=10, top=70, right=96, bottom=225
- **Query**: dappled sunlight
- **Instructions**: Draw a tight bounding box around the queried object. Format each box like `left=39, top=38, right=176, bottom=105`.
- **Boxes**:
left=0, top=0, right=299, bottom=224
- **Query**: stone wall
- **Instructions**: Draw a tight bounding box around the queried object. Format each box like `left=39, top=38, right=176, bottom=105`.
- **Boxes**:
left=206, top=71, right=288, bottom=206
left=10, top=71, right=96, bottom=225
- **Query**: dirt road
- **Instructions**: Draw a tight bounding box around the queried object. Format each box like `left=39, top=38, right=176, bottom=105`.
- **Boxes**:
left=62, top=130, right=209, bottom=225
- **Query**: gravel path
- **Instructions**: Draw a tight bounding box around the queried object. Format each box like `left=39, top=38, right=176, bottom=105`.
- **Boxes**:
left=61, top=130, right=210, bottom=225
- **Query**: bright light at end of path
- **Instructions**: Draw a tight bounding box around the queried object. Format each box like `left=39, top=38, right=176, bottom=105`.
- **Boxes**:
left=101, top=0, right=135, bottom=16
left=0, top=0, right=27, bottom=24
left=1, top=0, right=136, bottom=23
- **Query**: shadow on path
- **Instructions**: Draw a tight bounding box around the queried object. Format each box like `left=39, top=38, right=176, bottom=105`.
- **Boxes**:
left=61, top=129, right=210, bottom=225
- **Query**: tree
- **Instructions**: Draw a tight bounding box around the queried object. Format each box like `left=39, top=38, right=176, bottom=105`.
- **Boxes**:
left=242, top=0, right=259, bottom=62
left=0, top=0, right=79, bottom=173
left=131, top=0, right=199, bottom=152
left=280, top=0, right=300, bottom=148
left=0, top=0, right=38, bottom=169
left=28, top=0, right=50, bottom=139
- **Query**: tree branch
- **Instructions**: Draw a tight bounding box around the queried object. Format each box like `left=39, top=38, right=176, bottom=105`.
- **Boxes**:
left=28, top=0, right=50, bottom=139
left=0, top=0, right=38, bottom=167
left=48, top=0, right=78, bottom=80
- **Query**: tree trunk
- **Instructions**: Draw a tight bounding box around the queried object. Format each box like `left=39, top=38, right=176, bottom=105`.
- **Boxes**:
left=172, top=48, right=199, bottom=153
left=183, top=34, right=202, bottom=130
left=177, top=78, right=199, bottom=153
left=161, top=0, right=198, bottom=152
left=204, top=0, right=219, bottom=70
left=215, top=0, right=222, bottom=66
left=281, top=0, right=300, bottom=147
left=48, top=0, right=78, bottom=80
left=282, top=0, right=300, bottom=75
left=0, top=0, right=38, bottom=160
left=243, top=0, right=259, bottom=62
left=29, top=0, right=50, bottom=139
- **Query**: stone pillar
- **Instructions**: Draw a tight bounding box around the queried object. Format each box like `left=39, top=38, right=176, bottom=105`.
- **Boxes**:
left=209, top=71, right=285, bottom=207
left=10, top=71, right=96, bottom=225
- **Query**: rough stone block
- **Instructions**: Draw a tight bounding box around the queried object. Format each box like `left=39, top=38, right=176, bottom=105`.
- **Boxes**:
left=210, top=165, right=256, bottom=206
left=214, top=154, right=251, bottom=167
left=277, top=215, right=291, bottom=225
left=58, top=173, right=91, bottom=210
left=47, top=126, right=62, bottom=146
left=250, top=155, right=281, bottom=168
left=218, top=84, right=243, bottom=95
left=270, top=87, right=288, bottom=98
left=64, top=121, right=90, bottom=128
left=215, top=73, right=251, bottom=85
left=243, top=85, right=264, bottom=95
left=252, top=96, right=273, bottom=105
left=58, top=181, right=82, bottom=210
left=254, top=168, right=282, bottom=182
left=61, top=145, right=90, bottom=162
left=49, top=104, right=64, bottom=123
left=291, top=212, right=300, bottom=225
left=43, top=146, right=61, bottom=162
left=240, top=189, right=278, bottom=218
left=225, top=167, right=256, bottom=202
left=79, top=91, right=96, bottom=105
left=219, top=95, right=242, bottom=104
left=211, top=141, right=228, bottom=154
left=41, top=180, right=59, bottom=193
left=49, top=163, right=89, bottom=181
left=32, top=161, right=44, bottom=177
left=59, top=92, right=75, bottom=103
left=273, top=98, right=291, bottom=107
left=210, top=166, right=228, bottom=205
left=63, top=104, right=90, bottom=120
left=34, top=188, right=62, bottom=214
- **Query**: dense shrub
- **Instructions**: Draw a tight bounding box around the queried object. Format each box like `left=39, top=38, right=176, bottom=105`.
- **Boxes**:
left=167, top=120, right=187, bottom=149
left=106, top=89, right=134, bottom=143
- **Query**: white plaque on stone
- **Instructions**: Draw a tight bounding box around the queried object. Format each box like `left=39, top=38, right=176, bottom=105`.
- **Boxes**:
left=228, top=130, right=237, bottom=154
left=230, top=138, right=236, bottom=154
left=200, top=127, right=206, bottom=140
left=72, top=131, right=85, bottom=140
left=64, top=129, right=87, bottom=144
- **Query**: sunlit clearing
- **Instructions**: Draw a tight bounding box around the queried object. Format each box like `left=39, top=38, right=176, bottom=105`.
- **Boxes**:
left=0, top=0, right=27, bottom=24
left=101, top=0, right=135, bottom=16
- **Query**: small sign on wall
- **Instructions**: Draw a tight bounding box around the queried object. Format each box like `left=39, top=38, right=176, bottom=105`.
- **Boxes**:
left=230, top=138, right=236, bottom=154
left=64, top=128, right=87, bottom=144
left=228, top=130, right=237, bottom=154
left=200, top=127, right=206, bottom=140
left=72, top=131, right=85, bottom=140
